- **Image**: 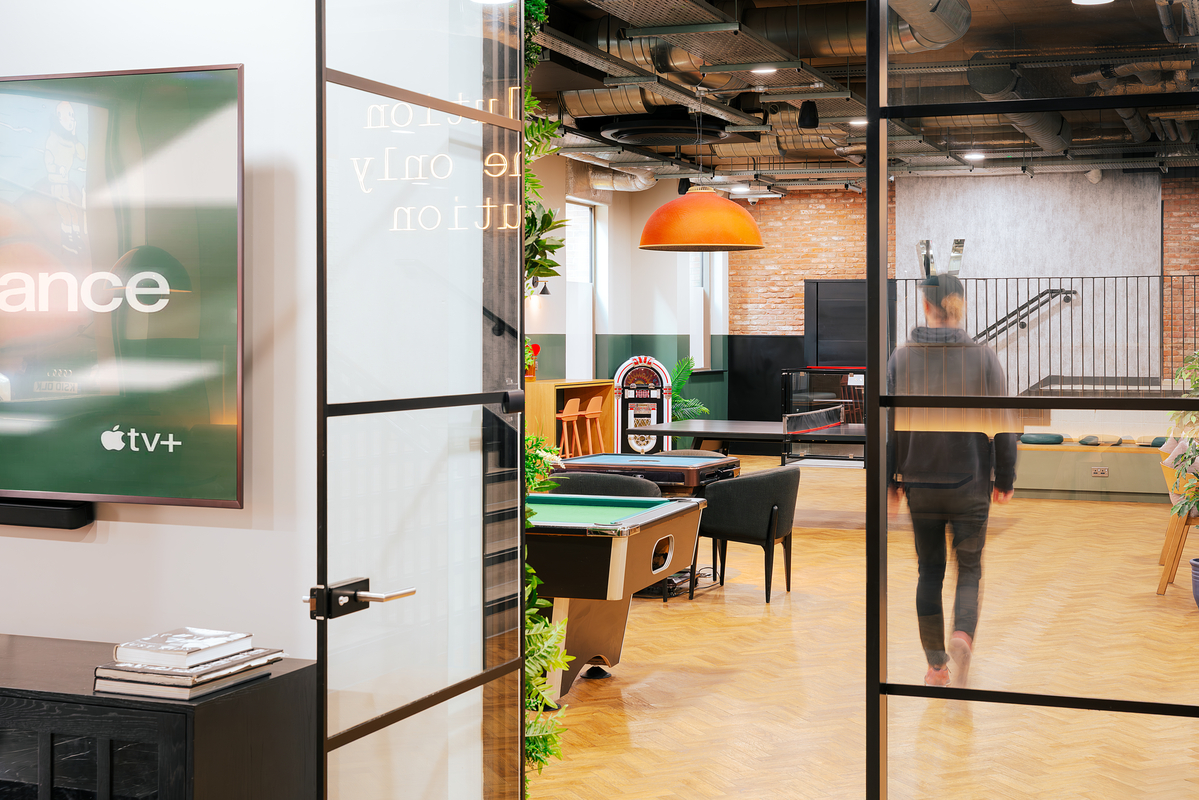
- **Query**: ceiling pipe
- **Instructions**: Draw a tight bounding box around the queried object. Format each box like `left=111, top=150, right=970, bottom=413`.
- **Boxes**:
left=967, top=65, right=1071, bottom=154
left=581, top=17, right=748, bottom=92
left=742, top=0, right=970, bottom=58
left=1116, top=107, right=1153, bottom=143
left=1157, top=0, right=1181, bottom=43
left=565, top=152, right=659, bottom=192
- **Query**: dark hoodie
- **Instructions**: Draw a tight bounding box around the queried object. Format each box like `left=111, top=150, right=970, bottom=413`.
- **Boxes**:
left=888, top=327, right=1018, bottom=504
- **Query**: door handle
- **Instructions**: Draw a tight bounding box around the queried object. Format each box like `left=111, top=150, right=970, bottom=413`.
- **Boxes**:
left=307, top=578, right=416, bottom=620
left=356, top=587, right=416, bottom=603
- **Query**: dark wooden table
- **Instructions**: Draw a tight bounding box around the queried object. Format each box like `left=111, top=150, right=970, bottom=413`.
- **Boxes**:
left=0, top=634, right=318, bottom=800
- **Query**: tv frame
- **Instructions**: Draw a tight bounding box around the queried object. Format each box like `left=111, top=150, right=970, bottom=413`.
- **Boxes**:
left=0, top=63, right=244, bottom=509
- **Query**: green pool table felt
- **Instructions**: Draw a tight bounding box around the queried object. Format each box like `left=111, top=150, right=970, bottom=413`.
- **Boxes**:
left=527, top=496, right=669, bottom=526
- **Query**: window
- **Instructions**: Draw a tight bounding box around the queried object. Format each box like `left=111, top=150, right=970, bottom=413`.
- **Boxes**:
left=563, top=202, right=594, bottom=284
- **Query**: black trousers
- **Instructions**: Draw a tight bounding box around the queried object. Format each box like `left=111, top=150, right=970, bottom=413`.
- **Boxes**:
left=908, top=489, right=989, bottom=668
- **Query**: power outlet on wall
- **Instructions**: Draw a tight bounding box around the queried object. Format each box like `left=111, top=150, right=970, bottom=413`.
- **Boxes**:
left=1092, top=467, right=1109, bottom=477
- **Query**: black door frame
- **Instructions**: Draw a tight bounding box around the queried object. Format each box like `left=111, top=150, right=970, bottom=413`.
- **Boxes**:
left=863, top=2, right=1199, bottom=796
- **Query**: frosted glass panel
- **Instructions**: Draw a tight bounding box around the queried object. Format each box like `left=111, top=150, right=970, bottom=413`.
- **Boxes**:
left=889, top=695, right=1199, bottom=799
left=329, top=687, right=483, bottom=800
left=325, top=82, right=521, bottom=403
left=326, top=0, right=520, bottom=117
left=327, top=406, right=485, bottom=735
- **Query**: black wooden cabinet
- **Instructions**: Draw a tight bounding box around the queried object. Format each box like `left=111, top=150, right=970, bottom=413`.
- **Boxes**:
left=0, top=635, right=318, bottom=800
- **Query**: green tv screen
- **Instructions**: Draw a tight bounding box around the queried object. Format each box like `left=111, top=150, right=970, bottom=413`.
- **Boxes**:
left=0, top=66, right=242, bottom=507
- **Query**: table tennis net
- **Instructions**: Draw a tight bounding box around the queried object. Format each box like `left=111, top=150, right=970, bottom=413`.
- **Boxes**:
left=783, top=405, right=844, bottom=434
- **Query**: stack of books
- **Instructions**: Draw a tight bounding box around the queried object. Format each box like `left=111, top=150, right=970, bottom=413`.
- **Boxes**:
left=94, top=627, right=283, bottom=700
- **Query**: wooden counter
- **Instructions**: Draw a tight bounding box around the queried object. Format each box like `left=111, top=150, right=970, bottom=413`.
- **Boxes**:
left=526, top=378, right=615, bottom=455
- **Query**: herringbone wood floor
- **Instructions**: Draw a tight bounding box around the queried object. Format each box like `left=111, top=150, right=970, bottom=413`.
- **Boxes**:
left=531, top=457, right=1199, bottom=799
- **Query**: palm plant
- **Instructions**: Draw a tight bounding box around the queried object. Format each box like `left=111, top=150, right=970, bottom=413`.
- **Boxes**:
left=671, top=357, right=710, bottom=421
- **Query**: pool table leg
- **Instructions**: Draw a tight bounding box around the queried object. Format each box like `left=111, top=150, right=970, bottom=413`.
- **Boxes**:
left=548, top=596, right=632, bottom=699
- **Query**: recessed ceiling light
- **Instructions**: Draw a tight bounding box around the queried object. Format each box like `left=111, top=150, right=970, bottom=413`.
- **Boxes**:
left=963, top=151, right=985, bottom=161
left=849, top=119, right=868, bottom=126
left=751, top=67, right=778, bottom=74
left=1072, top=0, right=1113, bottom=4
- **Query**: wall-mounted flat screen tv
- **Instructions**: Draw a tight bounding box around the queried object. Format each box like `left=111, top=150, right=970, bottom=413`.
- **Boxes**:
left=0, top=65, right=242, bottom=508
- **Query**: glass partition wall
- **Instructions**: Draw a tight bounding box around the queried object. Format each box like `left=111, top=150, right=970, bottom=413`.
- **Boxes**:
left=317, top=1, right=524, bottom=798
left=864, top=1, right=1199, bottom=797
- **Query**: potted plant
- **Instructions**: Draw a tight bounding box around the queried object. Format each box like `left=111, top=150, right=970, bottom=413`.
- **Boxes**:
left=1165, top=349, right=1199, bottom=517
left=522, top=434, right=571, bottom=792
left=525, top=339, right=541, bottom=380
left=669, top=357, right=710, bottom=448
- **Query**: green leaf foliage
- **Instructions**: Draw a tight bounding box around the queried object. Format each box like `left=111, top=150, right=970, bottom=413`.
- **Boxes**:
left=524, top=0, right=549, bottom=73
left=1167, top=349, right=1199, bottom=520
left=670, top=357, right=710, bottom=422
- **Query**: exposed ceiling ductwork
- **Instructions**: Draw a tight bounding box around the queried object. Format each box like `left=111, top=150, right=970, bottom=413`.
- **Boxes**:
left=531, top=0, right=1199, bottom=188
left=742, top=0, right=970, bottom=58
left=967, top=65, right=1072, bottom=154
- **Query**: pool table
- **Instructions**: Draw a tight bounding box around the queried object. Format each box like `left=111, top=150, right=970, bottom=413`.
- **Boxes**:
left=525, top=494, right=706, bottom=697
left=554, top=452, right=739, bottom=493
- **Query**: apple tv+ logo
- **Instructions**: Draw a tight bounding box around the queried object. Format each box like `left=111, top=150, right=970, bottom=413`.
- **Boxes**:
left=101, top=425, right=183, bottom=453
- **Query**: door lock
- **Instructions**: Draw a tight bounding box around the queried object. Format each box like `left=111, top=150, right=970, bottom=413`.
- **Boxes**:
left=306, top=577, right=417, bottom=620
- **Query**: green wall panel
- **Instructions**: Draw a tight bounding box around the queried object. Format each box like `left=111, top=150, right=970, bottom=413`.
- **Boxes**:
left=527, top=334, right=565, bottom=380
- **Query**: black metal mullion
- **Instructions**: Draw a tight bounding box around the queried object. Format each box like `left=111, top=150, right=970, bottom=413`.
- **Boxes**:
left=315, top=0, right=330, bottom=792
left=884, top=395, right=1199, bottom=411
left=884, top=91, right=1199, bottom=120
left=865, top=1, right=888, bottom=798
left=883, top=683, right=1199, bottom=719
left=326, top=658, right=523, bottom=753
left=327, top=392, right=511, bottom=418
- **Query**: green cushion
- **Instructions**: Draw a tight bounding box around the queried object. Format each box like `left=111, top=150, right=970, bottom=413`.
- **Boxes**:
left=1137, top=436, right=1169, bottom=447
left=1079, top=434, right=1122, bottom=446
left=1020, top=433, right=1064, bottom=445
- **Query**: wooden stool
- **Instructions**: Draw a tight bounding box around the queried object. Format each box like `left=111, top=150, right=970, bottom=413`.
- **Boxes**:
left=582, top=395, right=605, bottom=454
left=1157, top=464, right=1197, bottom=595
left=555, top=397, right=584, bottom=458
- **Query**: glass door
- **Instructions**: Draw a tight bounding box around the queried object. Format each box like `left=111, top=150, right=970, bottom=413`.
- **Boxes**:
left=315, top=1, right=524, bottom=797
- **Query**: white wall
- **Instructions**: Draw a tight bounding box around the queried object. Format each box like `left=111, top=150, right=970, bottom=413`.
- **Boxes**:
left=0, top=2, right=317, bottom=657
left=895, top=172, right=1161, bottom=280
left=622, top=181, right=690, bottom=335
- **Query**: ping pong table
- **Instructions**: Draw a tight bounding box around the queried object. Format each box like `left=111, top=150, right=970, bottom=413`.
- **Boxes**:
left=636, top=419, right=866, bottom=465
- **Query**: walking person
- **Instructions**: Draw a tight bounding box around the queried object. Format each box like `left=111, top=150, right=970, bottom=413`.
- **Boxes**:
left=887, top=273, right=1018, bottom=687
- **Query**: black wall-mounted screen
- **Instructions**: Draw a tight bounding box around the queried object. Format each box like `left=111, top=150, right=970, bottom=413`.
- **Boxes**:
left=803, top=279, right=897, bottom=368
left=0, top=66, right=243, bottom=508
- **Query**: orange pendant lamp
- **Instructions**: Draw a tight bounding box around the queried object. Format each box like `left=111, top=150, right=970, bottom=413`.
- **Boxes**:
left=639, top=186, right=764, bottom=252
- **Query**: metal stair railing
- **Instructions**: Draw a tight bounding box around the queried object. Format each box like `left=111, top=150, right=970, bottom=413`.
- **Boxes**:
left=972, top=288, right=1078, bottom=344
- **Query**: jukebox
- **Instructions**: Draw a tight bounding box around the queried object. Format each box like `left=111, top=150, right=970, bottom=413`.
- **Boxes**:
left=613, top=356, right=673, bottom=454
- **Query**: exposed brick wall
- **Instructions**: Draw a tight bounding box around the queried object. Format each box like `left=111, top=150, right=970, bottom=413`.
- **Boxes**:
left=728, top=183, right=896, bottom=336
left=1162, top=176, right=1199, bottom=372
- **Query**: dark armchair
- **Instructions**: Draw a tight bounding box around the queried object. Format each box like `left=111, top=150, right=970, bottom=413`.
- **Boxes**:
left=546, top=472, right=663, bottom=497
left=689, top=465, right=802, bottom=603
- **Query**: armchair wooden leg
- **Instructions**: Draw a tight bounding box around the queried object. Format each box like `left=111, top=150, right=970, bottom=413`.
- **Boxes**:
left=1167, top=520, right=1193, bottom=586
left=764, top=540, right=774, bottom=603
left=783, top=532, right=792, bottom=593
left=718, top=540, right=728, bottom=585
left=1158, top=515, right=1187, bottom=595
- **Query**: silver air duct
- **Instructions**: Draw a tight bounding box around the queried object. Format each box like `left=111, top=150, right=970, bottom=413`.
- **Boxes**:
left=1158, top=0, right=1181, bottom=43
left=967, top=66, right=1072, bottom=154
left=566, top=152, right=658, bottom=192
left=712, top=137, right=783, bottom=158
left=742, top=0, right=970, bottom=58
left=558, top=86, right=670, bottom=118
left=1117, top=108, right=1153, bottom=143
left=581, top=17, right=748, bottom=92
